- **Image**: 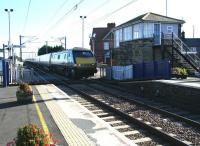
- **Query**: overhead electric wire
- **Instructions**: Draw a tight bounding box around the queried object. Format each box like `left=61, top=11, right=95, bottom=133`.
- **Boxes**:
left=88, top=0, right=138, bottom=28
left=62, top=0, right=111, bottom=32
left=86, top=0, right=110, bottom=16
left=22, top=0, right=32, bottom=33
left=46, top=0, right=69, bottom=27
left=41, top=0, right=85, bottom=36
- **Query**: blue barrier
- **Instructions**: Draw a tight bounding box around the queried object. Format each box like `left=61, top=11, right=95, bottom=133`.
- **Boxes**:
left=2, top=59, right=9, bottom=87
left=106, top=67, right=112, bottom=80
left=143, top=61, right=155, bottom=78
left=133, top=63, right=144, bottom=79
left=154, top=60, right=171, bottom=79
left=106, top=60, right=171, bottom=80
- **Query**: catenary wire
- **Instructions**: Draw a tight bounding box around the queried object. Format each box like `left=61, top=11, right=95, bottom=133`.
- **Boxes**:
left=40, top=0, right=85, bottom=37
left=22, top=0, right=32, bottom=33
left=87, top=0, right=138, bottom=28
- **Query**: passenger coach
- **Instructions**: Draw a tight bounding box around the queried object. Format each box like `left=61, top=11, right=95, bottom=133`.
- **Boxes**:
left=28, top=47, right=97, bottom=78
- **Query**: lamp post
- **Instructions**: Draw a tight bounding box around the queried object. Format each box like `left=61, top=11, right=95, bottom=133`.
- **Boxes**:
left=166, top=0, right=168, bottom=16
left=5, top=9, right=13, bottom=58
left=5, top=8, right=14, bottom=84
left=80, top=16, right=86, bottom=49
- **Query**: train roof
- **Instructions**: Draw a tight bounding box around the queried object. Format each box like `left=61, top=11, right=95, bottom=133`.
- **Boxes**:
left=71, top=47, right=91, bottom=51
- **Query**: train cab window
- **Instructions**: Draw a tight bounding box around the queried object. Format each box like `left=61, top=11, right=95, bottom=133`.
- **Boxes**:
left=73, top=51, right=93, bottom=58
left=58, top=55, right=60, bottom=59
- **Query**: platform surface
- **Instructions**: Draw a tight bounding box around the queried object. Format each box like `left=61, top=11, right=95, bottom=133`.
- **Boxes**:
left=0, top=86, right=67, bottom=146
left=36, top=84, right=137, bottom=146
left=156, top=77, right=200, bottom=88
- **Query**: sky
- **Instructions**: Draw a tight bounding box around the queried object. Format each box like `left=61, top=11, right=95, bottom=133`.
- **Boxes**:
left=0, top=0, right=200, bottom=59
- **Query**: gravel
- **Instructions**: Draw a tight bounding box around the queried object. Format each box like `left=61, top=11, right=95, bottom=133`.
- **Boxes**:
left=71, top=84, right=200, bottom=145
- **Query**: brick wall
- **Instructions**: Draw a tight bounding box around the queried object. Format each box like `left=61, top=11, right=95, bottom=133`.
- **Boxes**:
left=113, top=39, right=154, bottom=65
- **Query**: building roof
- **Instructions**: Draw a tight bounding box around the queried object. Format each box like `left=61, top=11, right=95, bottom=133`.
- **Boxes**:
left=184, top=38, right=200, bottom=47
left=117, top=12, right=185, bottom=28
left=92, top=27, right=112, bottom=41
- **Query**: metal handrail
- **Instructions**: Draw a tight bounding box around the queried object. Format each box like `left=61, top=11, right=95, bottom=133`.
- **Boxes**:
left=172, top=33, right=200, bottom=68
left=164, top=33, right=200, bottom=70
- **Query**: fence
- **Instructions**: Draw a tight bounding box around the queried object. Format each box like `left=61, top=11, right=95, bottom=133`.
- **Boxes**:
left=0, top=60, right=2, bottom=86
left=106, top=60, right=171, bottom=80
left=0, top=58, right=34, bottom=87
left=0, top=59, right=10, bottom=87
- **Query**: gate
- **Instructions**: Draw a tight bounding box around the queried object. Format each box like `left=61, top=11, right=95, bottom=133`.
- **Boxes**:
left=0, top=60, right=2, bottom=86
left=0, top=59, right=10, bottom=87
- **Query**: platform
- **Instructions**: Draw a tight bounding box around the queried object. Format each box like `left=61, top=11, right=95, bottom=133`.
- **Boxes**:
left=36, top=84, right=137, bottom=146
left=0, top=84, right=137, bottom=146
left=0, top=86, right=67, bottom=146
left=155, top=77, right=200, bottom=89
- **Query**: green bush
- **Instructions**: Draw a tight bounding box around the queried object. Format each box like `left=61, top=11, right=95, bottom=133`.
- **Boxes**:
left=173, top=67, right=188, bottom=76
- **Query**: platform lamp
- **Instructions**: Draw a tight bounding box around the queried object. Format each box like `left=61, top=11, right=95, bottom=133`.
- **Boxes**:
left=80, top=16, right=87, bottom=49
left=5, top=8, right=14, bottom=84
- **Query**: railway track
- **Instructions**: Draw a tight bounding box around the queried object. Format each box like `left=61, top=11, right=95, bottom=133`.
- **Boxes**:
left=58, top=85, right=168, bottom=146
left=90, top=80, right=200, bottom=124
left=57, top=82, right=199, bottom=146
left=27, top=67, right=200, bottom=145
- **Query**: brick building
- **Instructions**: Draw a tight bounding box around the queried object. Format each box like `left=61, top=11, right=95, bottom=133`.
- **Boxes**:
left=90, top=23, right=115, bottom=63
left=90, top=12, right=200, bottom=73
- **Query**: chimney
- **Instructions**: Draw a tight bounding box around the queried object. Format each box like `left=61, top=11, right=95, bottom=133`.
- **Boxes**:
left=181, top=31, right=185, bottom=39
left=107, top=23, right=115, bottom=28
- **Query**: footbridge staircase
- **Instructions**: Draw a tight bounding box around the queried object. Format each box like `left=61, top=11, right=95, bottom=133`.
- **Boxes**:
left=163, top=33, right=200, bottom=75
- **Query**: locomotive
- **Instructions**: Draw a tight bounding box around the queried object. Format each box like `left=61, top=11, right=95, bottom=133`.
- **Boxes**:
left=26, top=47, right=97, bottom=78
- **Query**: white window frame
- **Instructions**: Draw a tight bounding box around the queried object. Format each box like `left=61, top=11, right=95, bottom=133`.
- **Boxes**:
left=167, top=26, right=173, bottom=33
left=104, top=42, right=109, bottom=50
left=190, top=47, right=197, bottom=52
left=123, top=26, right=132, bottom=41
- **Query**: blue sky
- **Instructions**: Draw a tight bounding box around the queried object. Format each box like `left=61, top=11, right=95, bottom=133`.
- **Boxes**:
left=0, top=0, right=200, bottom=59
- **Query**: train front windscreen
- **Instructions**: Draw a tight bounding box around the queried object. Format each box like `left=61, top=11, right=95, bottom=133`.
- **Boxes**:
left=73, top=50, right=96, bottom=64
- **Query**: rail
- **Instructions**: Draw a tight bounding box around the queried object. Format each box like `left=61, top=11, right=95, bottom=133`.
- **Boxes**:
left=64, top=83, right=190, bottom=146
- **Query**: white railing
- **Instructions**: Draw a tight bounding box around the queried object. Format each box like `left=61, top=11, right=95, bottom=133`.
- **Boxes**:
left=172, top=33, right=200, bottom=70
left=162, top=33, right=200, bottom=70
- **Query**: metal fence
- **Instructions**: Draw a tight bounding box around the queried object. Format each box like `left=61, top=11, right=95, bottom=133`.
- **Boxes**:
left=106, top=60, right=171, bottom=80
left=0, top=60, right=2, bottom=86
left=0, top=59, right=34, bottom=87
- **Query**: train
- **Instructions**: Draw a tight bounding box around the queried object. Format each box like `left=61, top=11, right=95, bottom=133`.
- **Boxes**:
left=25, top=47, right=97, bottom=78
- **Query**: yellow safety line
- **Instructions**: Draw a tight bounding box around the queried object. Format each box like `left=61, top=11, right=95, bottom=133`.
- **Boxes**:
left=33, top=95, right=53, bottom=143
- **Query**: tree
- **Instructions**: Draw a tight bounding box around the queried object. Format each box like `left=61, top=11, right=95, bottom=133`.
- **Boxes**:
left=37, top=45, right=64, bottom=56
left=52, top=45, right=65, bottom=53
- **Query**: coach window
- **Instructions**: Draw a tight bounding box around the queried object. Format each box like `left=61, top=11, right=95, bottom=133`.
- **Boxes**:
left=58, top=55, right=60, bottom=60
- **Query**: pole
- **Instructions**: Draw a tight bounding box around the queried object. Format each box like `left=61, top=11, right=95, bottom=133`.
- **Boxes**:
left=80, top=16, right=86, bottom=49
left=171, top=32, right=174, bottom=68
left=193, top=25, right=195, bottom=38
left=46, top=41, right=48, bottom=54
left=92, top=39, right=95, bottom=54
left=166, top=0, right=168, bottom=16
left=5, top=9, right=13, bottom=84
left=19, top=35, right=22, bottom=61
left=3, top=44, right=5, bottom=59
left=64, top=36, right=66, bottom=50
